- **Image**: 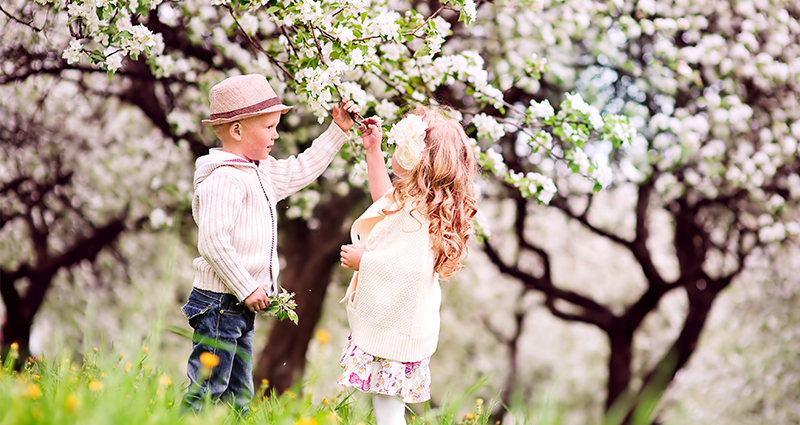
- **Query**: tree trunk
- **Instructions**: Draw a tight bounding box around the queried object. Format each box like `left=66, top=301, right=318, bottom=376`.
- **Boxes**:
left=1, top=216, right=127, bottom=365
left=255, top=190, right=364, bottom=393
left=606, top=327, right=634, bottom=411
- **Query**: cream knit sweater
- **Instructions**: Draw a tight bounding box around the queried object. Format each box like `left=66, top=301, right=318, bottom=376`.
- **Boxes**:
left=191, top=122, right=348, bottom=301
left=342, top=191, right=441, bottom=362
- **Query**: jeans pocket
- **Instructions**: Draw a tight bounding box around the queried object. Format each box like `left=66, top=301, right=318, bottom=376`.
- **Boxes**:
left=182, top=299, right=213, bottom=329
left=220, top=304, right=246, bottom=316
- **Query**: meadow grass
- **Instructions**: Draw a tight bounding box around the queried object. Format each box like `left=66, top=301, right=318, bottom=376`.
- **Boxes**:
left=0, top=342, right=496, bottom=425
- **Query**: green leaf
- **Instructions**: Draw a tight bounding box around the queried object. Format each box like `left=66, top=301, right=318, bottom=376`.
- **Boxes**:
left=414, top=45, right=431, bottom=58
left=89, top=49, right=105, bottom=63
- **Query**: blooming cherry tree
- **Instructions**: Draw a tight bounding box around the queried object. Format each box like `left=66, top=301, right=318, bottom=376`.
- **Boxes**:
left=8, top=0, right=796, bottom=421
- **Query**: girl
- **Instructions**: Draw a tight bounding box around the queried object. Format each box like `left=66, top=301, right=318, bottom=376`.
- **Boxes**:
left=338, top=106, right=477, bottom=425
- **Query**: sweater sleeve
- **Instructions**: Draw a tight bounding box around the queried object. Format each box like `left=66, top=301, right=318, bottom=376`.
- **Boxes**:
left=195, top=170, right=261, bottom=301
left=264, top=122, right=349, bottom=200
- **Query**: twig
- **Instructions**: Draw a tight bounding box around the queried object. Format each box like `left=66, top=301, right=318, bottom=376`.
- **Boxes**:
left=351, top=4, right=453, bottom=43
left=0, top=4, right=43, bottom=31
left=226, top=5, right=296, bottom=82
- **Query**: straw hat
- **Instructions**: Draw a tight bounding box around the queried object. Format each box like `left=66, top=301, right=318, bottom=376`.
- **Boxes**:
left=202, top=74, right=293, bottom=126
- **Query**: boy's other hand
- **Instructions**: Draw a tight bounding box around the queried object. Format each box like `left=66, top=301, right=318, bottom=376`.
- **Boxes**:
left=340, top=244, right=364, bottom=271
left=333, top=97, right=360, bottom=132
left=359, top=117, right=382, bottom=151
left=244, top=287, right=269, bottom=313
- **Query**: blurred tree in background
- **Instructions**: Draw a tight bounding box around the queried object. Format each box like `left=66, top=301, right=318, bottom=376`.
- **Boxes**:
left=1, top=0, right=799, bottom=423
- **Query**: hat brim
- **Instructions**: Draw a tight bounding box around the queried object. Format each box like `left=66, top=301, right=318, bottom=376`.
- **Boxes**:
left=202, top=104, right=294, bottom=126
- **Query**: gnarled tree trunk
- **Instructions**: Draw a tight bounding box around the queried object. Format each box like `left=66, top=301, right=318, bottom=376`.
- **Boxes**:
left=255, top=189, right=365, bottom=393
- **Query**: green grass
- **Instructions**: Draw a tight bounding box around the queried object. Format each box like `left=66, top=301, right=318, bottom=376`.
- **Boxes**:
left=0, top=343, right=495, bottom=425
left=0, top=341, right=670, bottom=425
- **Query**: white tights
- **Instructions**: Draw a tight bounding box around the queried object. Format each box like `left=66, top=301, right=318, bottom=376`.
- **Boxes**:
left=372, top=394, right=406, bottom=425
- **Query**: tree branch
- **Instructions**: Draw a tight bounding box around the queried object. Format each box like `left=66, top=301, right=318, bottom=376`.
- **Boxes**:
left=482, top=240, right=616, bottom=330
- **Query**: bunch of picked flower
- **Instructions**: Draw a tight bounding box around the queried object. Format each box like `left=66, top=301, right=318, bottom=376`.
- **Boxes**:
left=262, top=288, right=299, bottom=324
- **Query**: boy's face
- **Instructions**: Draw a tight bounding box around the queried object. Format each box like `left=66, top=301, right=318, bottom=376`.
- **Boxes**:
left=235, top=111, right=282, bottom=161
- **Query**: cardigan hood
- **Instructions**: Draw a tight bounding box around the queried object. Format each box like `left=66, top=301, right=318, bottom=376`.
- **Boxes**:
left=194, top=148, right=256, bottom=187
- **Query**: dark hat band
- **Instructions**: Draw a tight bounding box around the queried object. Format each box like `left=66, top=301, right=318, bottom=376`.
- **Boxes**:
left=209, top=97, right=283, bottom=120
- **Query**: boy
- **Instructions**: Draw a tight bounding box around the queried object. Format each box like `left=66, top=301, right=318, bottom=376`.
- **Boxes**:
left=181, top=74, right=359, bottom=416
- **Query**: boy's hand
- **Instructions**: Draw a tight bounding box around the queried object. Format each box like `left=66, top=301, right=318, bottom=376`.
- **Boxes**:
left=340, top=244, right=364, bottom=271
left=359, top=117, right=382, bottom=151
left=244, top=287, right=269, bottom=313
left=332, top=97, right=360, bottom=132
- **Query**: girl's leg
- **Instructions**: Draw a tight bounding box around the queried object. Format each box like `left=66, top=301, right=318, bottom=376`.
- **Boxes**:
left=372, top=394, right=406, bottom=425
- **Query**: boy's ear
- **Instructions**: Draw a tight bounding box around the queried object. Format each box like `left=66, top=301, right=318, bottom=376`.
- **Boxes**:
left=229, top=122, right=243, bottom=141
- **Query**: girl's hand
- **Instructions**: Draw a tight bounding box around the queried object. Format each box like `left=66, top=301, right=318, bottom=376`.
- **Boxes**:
left=340, top=244, right=364, bottom=271
left=359, top=117, right=382, bottom=151
left=333, top=97, right=360, bottom=132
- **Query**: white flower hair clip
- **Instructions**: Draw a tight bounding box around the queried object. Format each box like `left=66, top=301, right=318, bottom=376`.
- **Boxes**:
left=386, top=114, right=429, bottom=170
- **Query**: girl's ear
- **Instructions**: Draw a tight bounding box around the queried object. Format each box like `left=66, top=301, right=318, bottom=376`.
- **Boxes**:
left=229, top=122, right=243, bottom=141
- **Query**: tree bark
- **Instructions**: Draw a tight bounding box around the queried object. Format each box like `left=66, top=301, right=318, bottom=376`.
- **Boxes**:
left=255, top=189, right=364, bottom=393
left=606, top=327, right=634, bottom=411
left=1, top=216, right=127, bottom=366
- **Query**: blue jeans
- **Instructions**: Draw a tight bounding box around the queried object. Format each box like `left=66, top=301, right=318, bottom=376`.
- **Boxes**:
left=180, top=288, right=255, bottom=418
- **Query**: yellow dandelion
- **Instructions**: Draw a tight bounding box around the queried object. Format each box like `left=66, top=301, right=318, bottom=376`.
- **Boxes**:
left=199, top=352, right=220, bottom=369
left=284, top=390, right=297, bottom=399
left=141, top=346, right=149, bottom=353
left=27, top=384, right=43, bottom=400
left=314, top=329, right=331, bottom=344
left=477, top=398, right=484, bottom=405
left=158, top=374, right=172, bottom=386
left=10, top=342, right=18, bottom=351
left=261, top=378, right=269, bottom=386
left=93, top=347, right=98, bottom=353
left=466, top=413, right=474, bottom=419
left=119, top=353, right=125, bottom=360
left=89, top=381, right=103, bottom=392
left=65, top=395, right=80, bottom=413
left=293, top=418, right=317, bottom=425
left=125, top=362, right=132, bottom=372
left=32, top=374, right=40, bottom=380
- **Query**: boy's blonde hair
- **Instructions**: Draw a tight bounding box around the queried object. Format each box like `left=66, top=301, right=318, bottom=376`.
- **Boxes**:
left=384, top=106, right=478, bottom=278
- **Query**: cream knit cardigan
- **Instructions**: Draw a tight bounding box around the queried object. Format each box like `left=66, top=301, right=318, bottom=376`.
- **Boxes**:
left=342, top=190, right=441, bottom=362
left=191, top=123, right=348, bottom=301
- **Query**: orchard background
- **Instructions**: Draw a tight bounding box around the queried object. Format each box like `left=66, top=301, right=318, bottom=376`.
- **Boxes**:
left=2, top=0, right=800, bottom=423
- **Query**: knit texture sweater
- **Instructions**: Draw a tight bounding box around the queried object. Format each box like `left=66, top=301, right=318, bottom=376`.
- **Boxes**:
left=191, top=122, right=349, bottom=301
left=342, top=190, right=441, bottom=362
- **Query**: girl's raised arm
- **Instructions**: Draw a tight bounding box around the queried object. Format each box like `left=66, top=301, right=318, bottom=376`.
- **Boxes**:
left=359, top=118, right=392, bottom=202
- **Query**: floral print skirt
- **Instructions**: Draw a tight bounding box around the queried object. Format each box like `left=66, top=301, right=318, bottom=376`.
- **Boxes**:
left=337, top=335, right=432, bottom=403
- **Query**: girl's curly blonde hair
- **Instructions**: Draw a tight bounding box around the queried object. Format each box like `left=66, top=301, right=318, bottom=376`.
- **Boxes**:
left=383, top=106, right=478, bottom=278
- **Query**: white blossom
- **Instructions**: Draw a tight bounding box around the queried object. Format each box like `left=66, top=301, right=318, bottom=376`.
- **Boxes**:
left=62, top=40, right=82, bottom=64
left=472, top=113, right=505, bottom=142
left=528, top=99, right=554, bottom=120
